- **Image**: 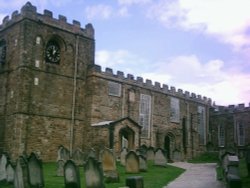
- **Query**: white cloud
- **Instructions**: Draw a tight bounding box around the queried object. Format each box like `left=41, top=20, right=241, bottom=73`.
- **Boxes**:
left=148, top=0, right=250, bottom=53
left=118, top=0, right=152, bottom=6
left=85, top=4, right=113, bottom=20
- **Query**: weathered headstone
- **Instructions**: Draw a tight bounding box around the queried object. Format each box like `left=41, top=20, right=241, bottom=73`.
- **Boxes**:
left=27, top=152, right=44, bottom=187
left=100, top=148, right=119, bottom=183
left=125, top=151, right=139, bottom=173
left=173, top=149, right=181, bottom=161
left=57, top=160, right=65, bottom=176
left=146, top=147, right=155, bottom=161
left=88, top=148, right=97, bottom=159
left=72, top=148, right=85, bottom=166
left=6, top=161, right=14, bottom=184
left=14, top=156, right=30, bottom=188
left=154, top=148, right=167, bottom=167
left=57, top=146, right=70, bottom=161
left=64, top=160, right=81, bottom=188
left=84, top=156, right=105, bottom=188
left=139, top=155, right=147, bottom=172
left=0, top=153, right=7, bottom=182
left=120, top=148, right=128, bottom=166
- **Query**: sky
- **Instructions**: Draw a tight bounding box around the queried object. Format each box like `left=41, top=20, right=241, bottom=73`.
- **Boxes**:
left=1, top=0, right=250, bottom=106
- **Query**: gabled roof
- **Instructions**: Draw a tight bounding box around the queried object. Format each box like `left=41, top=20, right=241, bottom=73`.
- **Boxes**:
left=91, top=116, right=142, bottom=129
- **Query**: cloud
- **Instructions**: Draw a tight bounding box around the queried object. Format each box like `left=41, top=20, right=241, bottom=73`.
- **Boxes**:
left=147, top=0, right=250, bottom=53
left=85, top=4, right=113, bottom=20
left=118, top=0, right=152, bottom=6
left=96, top=50, right=250, bottom=105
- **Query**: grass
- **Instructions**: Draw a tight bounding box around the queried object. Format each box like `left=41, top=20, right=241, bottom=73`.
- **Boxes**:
left=0, top=161, right=185, bottom=188
left=188, top=151, right=219, bottom=163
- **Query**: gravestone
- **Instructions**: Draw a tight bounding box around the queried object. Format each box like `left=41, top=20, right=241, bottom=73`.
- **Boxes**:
left=154, top=148, right=167, bottom=167
left=6, top=161, right=14, bottom=184
left=246, top=148, right=250, bottom=177
left=173, top=149, right=181, bottom=161
left=120, top=148, right=128, bottom=166
left=139, top=155, right=147, bottom=172
left=57, top=146, right=70, bottom=161
left=146, top=147, right=155, bottom=161
left=0, top=153, right=7, bottom=182
left=57, top=160, right=65, bottom=176
left=125, top=151, right=139, bottom=173
left=87, top=148, right=97, bottom=159
left=126, top=176, right=144, bottom=188
left=72, top=148, right=85, bottom=166
left=139, top=145, right=147, bottom=157
left=64, top=160, right=81, bottom=188
left=14, top=156, right=30, bottom=188
left=84, top=156, right=105, bottom=188
left=100, top=148, right=119, bottom=183
left=27, top=152, right=44, bottom=187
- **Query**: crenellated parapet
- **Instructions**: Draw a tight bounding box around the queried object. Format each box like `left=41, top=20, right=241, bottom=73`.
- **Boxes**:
left=0, top=2, right=94, bottom=39
left=89, top=64, right=212, bottom=105
left=212, top=103, right=250, bottom=114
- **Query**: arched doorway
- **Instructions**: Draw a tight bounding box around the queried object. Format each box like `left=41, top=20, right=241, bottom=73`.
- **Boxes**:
left=119, top=127, right=135, bottom=151
left=164, top=136, right=171, bottom=160
left=164, top=132, right=175, bottom=160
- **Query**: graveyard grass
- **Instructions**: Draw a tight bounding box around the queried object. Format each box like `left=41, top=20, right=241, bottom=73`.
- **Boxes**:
left=0, top=161, right=185, bottom=188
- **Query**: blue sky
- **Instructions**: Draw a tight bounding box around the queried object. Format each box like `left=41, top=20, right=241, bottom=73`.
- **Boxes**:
left=1, top=0, right=250, bottom=106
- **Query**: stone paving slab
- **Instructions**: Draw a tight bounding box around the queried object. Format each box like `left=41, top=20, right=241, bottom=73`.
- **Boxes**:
left=163, top=162, right=225, bottom=188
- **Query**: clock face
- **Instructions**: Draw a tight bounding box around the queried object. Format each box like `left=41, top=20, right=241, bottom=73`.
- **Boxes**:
left=45, top=42, right=60, bottom=63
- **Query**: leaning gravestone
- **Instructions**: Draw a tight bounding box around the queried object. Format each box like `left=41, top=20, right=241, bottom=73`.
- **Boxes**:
left=14, top=156, right=30, bottom=188
left=57, top=160, right=65, bottom=177
left=146, top=147, right=155, bottom=161
left=27, top=152, right=44, bottom=187
left=6, top=161, right=14, bottom=184
left=154, top=148, right=167, bottom=167
left=125, top=151, right=139, bottom=173
left=64, top=160, right=81, bottom=188
left=84, top=156, right=105, bottom=188
left=72, top=148, right=85, bottom=166
left=0, top=153, right=7, bottom=182
left=100, top=148, right=119, bottom=183
left=120, top=147, right=128, bottom=166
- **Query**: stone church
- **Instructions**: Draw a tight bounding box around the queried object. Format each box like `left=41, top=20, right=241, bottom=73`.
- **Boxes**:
left=0, top=2, right=211, bottom=161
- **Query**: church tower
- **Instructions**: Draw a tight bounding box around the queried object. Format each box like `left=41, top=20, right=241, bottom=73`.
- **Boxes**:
left=0, top=2, right=95, bottom=160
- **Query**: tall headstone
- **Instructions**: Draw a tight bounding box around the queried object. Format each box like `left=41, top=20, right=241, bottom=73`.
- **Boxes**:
left=57, top=146, right=70, bottom=161
left=6, top=161, right=14, bottom=184
left=100, top=148, right=119, bottom=183
left=173, top=149, right=181, bottom=161
left=154, top=148, right=167, bottom=167
left=72, top=148, right=85, bottom=166
left=14, top=156, right=30, bottom=188
left=27, top=152, right=44, bottom=187
left=57, top=160, right=65, bottom=177
left=84, top=157, right=105, bottom=188
left=139, top=155, right=147, bottom=172
left=125, top=151, right=139, bottom=173
left=146, top=147, right=155, bottom=161
left=64, top=160, right=81, bottom=188
left=120, top=147, right=128, bottom=166
left=0, top=154, right=7, bottom=182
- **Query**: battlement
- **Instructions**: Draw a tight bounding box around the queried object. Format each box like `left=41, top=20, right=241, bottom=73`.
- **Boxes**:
left=0, top=2, right=94, bottom=39
left=89, top=64, right=212, bottom=105
left=212, top=103, right=250, bottom=114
